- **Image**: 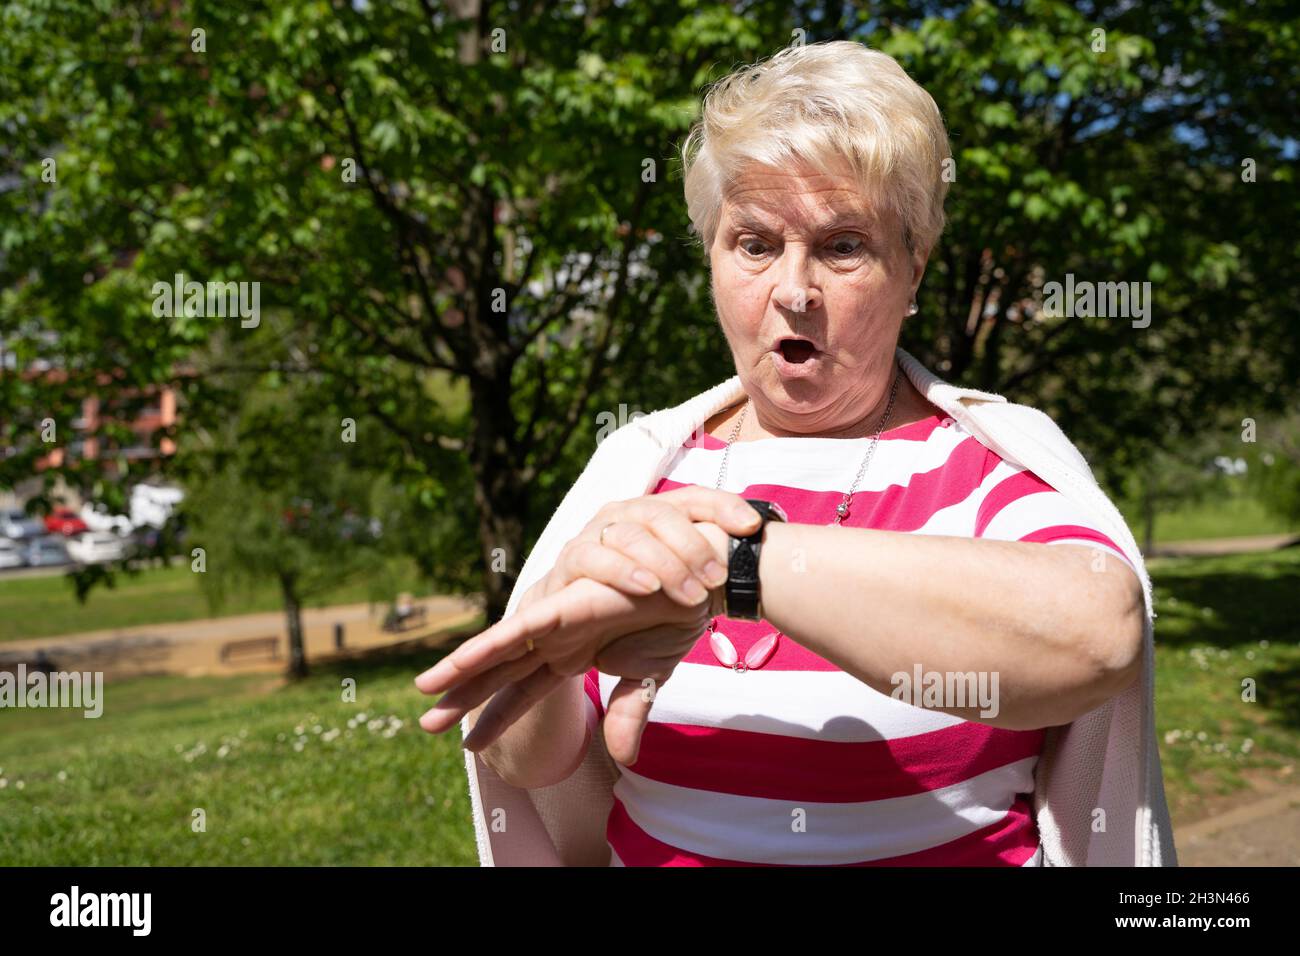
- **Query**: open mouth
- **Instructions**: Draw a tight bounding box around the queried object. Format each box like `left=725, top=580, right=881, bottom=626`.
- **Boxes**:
left=777, top=339, right=818, bottom=364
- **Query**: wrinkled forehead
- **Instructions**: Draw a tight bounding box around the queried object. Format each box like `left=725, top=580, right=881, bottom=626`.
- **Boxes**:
left=719, top=158, right=898, bottom=236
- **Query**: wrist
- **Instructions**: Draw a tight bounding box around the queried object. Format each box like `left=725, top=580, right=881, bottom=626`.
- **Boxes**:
left=720, top=499, right=786, bottom=622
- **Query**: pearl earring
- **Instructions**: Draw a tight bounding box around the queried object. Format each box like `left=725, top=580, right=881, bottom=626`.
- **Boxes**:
left=906, top=301, right=919, bottom=316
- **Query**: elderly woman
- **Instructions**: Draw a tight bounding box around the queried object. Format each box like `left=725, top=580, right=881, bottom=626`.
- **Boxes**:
left=416, top=41, right=1177, bottom=867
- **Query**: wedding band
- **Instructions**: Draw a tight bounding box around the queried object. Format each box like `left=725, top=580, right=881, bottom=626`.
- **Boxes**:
left=599, top=522, right=616, bottom=546
left=526, top=638, right=535, bottom=652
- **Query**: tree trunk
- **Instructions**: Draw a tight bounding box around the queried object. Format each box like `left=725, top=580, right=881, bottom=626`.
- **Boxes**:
left=467, top=376, right=529, bottom=623
left=280, top=571, right=308, bottom=679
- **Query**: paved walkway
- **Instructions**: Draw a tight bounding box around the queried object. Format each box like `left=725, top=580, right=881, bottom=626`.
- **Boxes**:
left=1175, top=769, right=1300, bottom=866
left=0, top=595, right=482, bottom=678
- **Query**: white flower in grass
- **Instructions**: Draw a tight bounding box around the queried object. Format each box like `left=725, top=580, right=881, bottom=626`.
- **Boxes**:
left=1241, top=738, right=1255, bottom=754
left=313, top=724, right=323, bottom=734
left=367, top=719, right=384, bottom=732
left=1260, top=639, right=1270, bottom=648
left=294, top=725, right=305, bottom=735
left=15, top=781, right=23, bottom=790
left=0, top=779, right=7, bottom=789
left=217, top=745, right=230, bottom=759
left=293, top=741, right=305, bottom=752
left=356, top=712, right=368, bottom=722
left=277, top=733, right=286, bottom=742
left=1197, top=731, right=1208, bottom=742
left=57, top=771, right=68, bottom=782
left=1165, top=730, right=1182, bottom=744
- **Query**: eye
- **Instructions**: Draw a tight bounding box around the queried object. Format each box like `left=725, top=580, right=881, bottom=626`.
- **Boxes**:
left=738, top=236, right=771, bottom=258
left=827, top=234, right=865, bottom=257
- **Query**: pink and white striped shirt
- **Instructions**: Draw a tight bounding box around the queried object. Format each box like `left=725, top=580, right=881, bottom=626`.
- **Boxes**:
left=585, top=410, right=1134, bottom=867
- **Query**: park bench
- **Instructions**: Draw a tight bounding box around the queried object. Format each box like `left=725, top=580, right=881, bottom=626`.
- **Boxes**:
left=382, top=605, right=428, bottom=633
left=219, top=635, right=281, bottom=664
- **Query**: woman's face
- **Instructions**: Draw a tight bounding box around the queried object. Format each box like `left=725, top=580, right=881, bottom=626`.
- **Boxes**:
left=708, top=160, right=928, bottom=436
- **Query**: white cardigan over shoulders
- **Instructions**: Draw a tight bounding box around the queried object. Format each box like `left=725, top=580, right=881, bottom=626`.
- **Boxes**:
left=457, top=345, right=1179, bottom=866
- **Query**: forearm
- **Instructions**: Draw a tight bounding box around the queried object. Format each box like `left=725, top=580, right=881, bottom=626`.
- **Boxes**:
left=702, top=522, right=1144, bottom=731
left=469, top=579, right=592, bottom=790
left=469, top=675, right=590, bottom=789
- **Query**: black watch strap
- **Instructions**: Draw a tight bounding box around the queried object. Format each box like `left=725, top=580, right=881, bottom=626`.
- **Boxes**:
left=724, top=499, right=787, bottom=621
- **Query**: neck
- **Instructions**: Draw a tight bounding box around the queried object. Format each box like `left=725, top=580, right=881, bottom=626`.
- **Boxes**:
left=736, top=366, right=927, bottom=441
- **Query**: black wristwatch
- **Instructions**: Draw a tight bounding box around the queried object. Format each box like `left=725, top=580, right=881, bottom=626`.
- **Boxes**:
left=724, top=499, right=787, bottom=621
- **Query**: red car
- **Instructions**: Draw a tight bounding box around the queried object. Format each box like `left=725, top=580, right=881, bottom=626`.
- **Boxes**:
left=45, top=508, right=89, bottom=536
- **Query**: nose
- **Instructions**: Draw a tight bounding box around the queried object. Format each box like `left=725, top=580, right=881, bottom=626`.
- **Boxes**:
left=771, top=245, right=822, bottom=314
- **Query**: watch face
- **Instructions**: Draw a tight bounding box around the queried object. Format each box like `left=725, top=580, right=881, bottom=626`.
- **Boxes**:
left=769, top=502, right=788, bottom=522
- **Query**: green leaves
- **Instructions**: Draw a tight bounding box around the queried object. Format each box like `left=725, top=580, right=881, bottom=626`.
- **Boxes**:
left=977, top=102, right=1016, bottom=128
left=369, top=119, right=400, bottom=153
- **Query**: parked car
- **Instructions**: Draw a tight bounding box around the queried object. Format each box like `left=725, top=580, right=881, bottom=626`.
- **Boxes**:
left=24, top=535, right=70, bottom=568
left=65, top=531, right=126, bottom=564
left=131, top=484, right=184, bottom=529
left=1, top=508, right=45, bottom=540
left=45, top=509, right=89, bottom=536
left=0, top=538, right=25, bottom=570
left=80, top=502, right=134, bottom=536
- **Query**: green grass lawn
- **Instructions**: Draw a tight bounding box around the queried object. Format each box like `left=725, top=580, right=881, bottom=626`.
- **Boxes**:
left=2, top=547, right=1297, bottom=864
left=1149, top=546, right=1300, bottom=819
left=0, top=560, right=442, bottom=644
left=0, top=640, right=483, bottom=865
left=1145, top=495, right=1298, bottom=543
left=1112, top=480, right=1298, bottom=545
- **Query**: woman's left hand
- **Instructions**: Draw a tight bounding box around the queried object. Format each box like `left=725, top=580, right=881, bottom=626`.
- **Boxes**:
left=415, top=549, right=725, bottom=764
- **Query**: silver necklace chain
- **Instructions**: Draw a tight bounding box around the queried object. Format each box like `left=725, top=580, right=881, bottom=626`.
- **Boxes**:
left=714, top=364, right=902, bottom=525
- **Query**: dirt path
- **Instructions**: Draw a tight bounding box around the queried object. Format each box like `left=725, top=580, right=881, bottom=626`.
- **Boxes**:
left=0, top=595, right=482, bottom=679
left=1173, top=768, right=1300, bottom=866
left=1152, top=533, right=1298, bottom=557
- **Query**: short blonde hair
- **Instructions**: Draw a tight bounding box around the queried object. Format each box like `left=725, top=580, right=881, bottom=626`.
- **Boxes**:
left=680, top=41, right=951, bottom=257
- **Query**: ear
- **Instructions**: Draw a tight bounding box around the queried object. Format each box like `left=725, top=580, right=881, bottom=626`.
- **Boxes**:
left=908, top=245, right=931, bottom=304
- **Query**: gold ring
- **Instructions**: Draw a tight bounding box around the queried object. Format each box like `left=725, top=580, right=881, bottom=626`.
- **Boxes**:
left=526, top=638, right=535, bottom=652
left=599, top=522, right=616, bottom=546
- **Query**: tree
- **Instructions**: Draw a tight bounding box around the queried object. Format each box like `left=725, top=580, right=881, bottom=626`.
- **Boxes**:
left=179, top=380, right=396, bottom=679
left=1, top=0, right=790, bottom=619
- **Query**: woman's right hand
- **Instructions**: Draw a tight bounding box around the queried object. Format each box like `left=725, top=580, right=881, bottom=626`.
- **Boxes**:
left=533, top=486, right=761, bottom=607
